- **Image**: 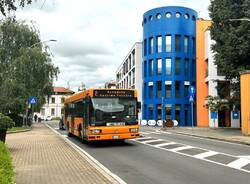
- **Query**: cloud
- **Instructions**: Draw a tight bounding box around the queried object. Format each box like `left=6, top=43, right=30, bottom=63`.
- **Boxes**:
left=15, top=0, right=211, bottom=91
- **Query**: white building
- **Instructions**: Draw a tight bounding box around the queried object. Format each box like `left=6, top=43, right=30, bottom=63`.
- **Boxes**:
left=116, top=42, right=142, bottom=103
left=205, top=30, right=240, bottom=128
left=37, top=87, right=74, bottom=119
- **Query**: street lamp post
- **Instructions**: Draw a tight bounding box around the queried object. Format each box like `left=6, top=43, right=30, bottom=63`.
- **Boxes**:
left=228, top=18, right=250, bottom=22
left=29, top=39, right=57, bottom=48
left=23, top=39, right=57, bottom=126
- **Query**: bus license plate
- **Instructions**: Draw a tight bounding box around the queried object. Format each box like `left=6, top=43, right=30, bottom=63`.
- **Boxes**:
left=112, top=136, right=120, bottom=139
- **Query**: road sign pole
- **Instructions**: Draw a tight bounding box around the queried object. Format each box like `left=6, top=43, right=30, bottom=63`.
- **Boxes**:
left=191, top=101, right=193, bottom=131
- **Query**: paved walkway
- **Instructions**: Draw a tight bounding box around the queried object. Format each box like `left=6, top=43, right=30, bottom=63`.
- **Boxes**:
left=142, top=126, right=250, bottom=145
left=6, top=124, right=118, bottom=184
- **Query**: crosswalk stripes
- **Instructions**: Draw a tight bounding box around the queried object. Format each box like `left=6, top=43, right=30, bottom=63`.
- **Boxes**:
left=132, top=136, right=250, bottom=174
left=140, top=130, right=172, bottom=135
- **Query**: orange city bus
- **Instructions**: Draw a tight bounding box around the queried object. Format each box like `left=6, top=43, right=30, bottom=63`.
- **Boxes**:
left=64, top=88, right=141, bottom=142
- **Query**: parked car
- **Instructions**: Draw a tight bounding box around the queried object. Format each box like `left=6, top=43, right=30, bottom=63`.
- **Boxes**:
left=45, top=116, right=53, bottom=121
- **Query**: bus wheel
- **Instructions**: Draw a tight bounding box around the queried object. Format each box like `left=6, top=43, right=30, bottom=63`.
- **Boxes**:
left=67, top=132, right=73, bottom=137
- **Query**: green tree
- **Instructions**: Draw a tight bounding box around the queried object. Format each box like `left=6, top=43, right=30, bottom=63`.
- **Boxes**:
left=0, top=0, right=32, bottom=16
left=209, top=0, right=250, bottom=109
left=0, top=18, right=59, bottom=115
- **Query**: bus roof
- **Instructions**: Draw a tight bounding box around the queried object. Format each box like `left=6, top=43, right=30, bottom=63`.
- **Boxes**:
left=64, top=88, right=137, bottom=104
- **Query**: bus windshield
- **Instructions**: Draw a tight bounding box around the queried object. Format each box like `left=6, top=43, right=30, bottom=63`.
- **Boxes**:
left=91, top=98, right=137, bottom=125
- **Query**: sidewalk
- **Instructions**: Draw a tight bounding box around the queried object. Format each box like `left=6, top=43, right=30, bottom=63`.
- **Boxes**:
left=6, top=123, right=119, bottom=184
left=161, top=127, right=250, bottom=145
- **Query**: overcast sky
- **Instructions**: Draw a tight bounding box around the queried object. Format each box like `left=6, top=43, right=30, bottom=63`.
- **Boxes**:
left=16, top=0, right=211, bottom=91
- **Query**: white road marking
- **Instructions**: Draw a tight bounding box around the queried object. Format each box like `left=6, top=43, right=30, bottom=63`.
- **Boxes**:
left=169, top=145, right=194, bottom=152
left=132, top=135, right=250, bottom=174
left=143, top=131, right=162, bottom=134
left=227, top=158, right=250, bottom=169
left=140, top=139, right=164, bottom=144
left=154, top=142, right=176, bottom=147
left=133, top=137, right=153, bottom=140
left=194, top=151, right=218, bottom=159
left=140, top=132, right=150, bottom=135
left=238, top=155, right=250, bottom=160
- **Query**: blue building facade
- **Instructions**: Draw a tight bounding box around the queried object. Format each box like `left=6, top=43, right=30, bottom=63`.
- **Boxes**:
left=142, top=6, right=197, bottom=126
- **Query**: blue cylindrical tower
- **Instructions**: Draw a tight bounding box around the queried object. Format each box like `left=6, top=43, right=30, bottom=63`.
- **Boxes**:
left=142, top=6, right=197, bottom=126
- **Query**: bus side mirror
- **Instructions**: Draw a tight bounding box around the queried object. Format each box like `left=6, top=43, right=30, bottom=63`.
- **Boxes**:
left=137, top=102, right=141, bottom=110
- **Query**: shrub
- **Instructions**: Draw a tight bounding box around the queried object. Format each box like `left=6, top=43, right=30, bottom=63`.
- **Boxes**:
left=7, top=113, right=23, bottom=127
left=0, top=113, right=15, bottom=130
left=0, top=142, right=14, bottom=184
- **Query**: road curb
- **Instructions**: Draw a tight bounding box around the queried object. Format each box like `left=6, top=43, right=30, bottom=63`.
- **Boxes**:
left=170, top=131, right=250, bottom=146
left=7, top=129, right=31, bottom=134
left=45, top=123, right=126, bottom=184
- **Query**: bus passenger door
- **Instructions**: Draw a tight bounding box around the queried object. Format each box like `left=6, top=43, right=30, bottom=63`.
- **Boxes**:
left=83, top=97, right=90, bottom=138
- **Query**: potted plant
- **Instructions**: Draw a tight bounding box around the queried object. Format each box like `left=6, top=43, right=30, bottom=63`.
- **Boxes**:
left=205, top=96, right=229, bottom=128
left=0, top=113, right=15, bottom=143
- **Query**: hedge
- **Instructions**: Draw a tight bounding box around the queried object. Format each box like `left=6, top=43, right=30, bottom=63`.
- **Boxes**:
left=0, top=142, right=14, bottom=184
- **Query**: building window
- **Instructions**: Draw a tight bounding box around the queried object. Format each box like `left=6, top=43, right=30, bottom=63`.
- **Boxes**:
left=176, top=12, right=181, bottom=18
left=51, top=97, right=55, bottom=104
left=192, top=37, right=196, bottom=55
left=185, top=105, right=189, bottom=126
left=157, top=104, right=162, bottom=120
left=149, top=59, right=154, bottom=76
left=157, top=36, right=162, bottom=53
left=192, top=59, right=196, bottom=78
left=184, top=14, right=189, bottom=19
left=184, top=36, right=189, bottom=53
left=51, top=108, right=55, bottom=116
left=165, top=84, right=171, bottom=98
left=156, top=13, right=161, bottom=19
left=61, top=97, right=65, bottom=104
left=165, top=58, right=171, bottom=75
left=166, top=12, right=172, bottom=18
left=175, top=104, right=181, bottom=123
left=175, top=58, right=181, bottom=75
left=144, top=39, right=147, bottom=56
left=184, top=59, right=189, bottom=76
left=157, top=58, right=162, bottom=75
left=175, top=35, right=181, bottom=52
left=149, top=37, right=154, bottom=54
left=132, top=50, right=135, bottom=66
left=156, top=81, right=162, bottom=98
left=144, top=83, right=147, bottom=99
left=144, top=61, right=147, bottom=77
left=166, top=104, right=172, bottom=120
left=175, top=81, right=181, bottom=98
left=149, top=85, right=153, bottom=99
left=184, top=85, right=189, bottom=97
left=165, top=35, right=171, bottom=52
left=149, top=15, right=153, bottom=21
left=148, top=104, right=153, bottom=120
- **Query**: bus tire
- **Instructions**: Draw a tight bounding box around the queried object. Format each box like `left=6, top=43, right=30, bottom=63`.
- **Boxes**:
left=67, top=132, right=73, bottom=137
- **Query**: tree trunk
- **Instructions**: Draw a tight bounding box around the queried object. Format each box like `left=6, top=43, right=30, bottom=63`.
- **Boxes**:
left=0, top=129, right=7, bottom=143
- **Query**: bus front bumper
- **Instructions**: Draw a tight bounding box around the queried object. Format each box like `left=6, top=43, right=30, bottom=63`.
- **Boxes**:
left=87, top=133, right=140, bottom=141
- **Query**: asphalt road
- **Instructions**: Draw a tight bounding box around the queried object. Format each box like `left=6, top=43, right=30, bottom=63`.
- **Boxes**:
left=47, top=121, right=250, bottom=184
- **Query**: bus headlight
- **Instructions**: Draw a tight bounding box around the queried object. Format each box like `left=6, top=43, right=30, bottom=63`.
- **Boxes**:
left=90, top=129, right=102, bottom=134
left=130, top=128, right=138, bottom=133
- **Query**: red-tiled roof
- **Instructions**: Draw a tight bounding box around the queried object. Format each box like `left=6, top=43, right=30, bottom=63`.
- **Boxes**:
left=53, top=87, right=74, bottom=94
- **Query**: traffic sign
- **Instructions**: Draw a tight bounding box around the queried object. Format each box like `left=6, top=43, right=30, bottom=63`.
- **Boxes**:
left=28, top=96, right=38, bottom=104
left=189, top=95, right=194, bottom=103
left=189, top=86, right=196, bottom=96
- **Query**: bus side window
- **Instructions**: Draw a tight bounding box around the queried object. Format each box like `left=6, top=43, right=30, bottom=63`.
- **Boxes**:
left=75, top=101, right=84, bottom=117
